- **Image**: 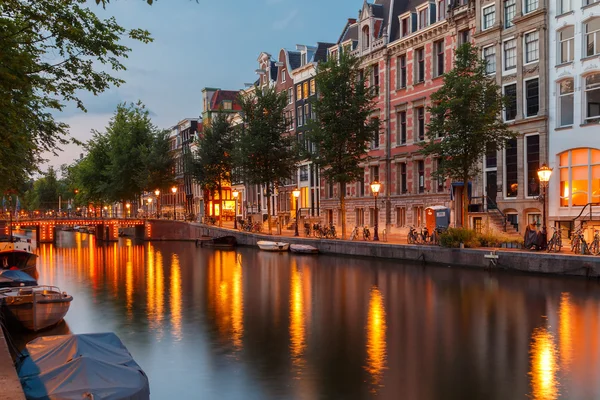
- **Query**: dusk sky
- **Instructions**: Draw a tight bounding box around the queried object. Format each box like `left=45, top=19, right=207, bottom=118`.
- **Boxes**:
left=46, top=0, right=360, bottom=171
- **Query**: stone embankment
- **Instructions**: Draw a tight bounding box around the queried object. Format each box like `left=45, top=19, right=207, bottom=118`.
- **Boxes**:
left=147, top=220, right=599, bottom=278
left=0, top=330, right=25, bottom=400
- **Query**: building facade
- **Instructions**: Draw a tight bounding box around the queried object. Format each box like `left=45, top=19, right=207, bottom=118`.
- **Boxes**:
left=474, top=0, right=548, bottom=233
left=547, top=0, right=600, bottom=237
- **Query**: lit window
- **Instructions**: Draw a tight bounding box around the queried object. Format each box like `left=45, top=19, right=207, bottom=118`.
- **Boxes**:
left=483, top=46, right=496, bottom=74
left=585, top=73, right=600, bottom=123
left=483, top=6, right=495, bottom=30
left=558, top=79, right=574, bottom=127
left=558, top=26, right=574, bottom=64
left=504, top=39, right=517, bottom=71
left=585, top=18, right=600, bottom=57
left=310, top=79, right=316, bottom=95
left=296, top=85, right=302, bottom=101
left=524, top=31, right=539, bottom=63
left=504, top=0, right=516, bottom=28
left=559, top=149, right=600, bottom=207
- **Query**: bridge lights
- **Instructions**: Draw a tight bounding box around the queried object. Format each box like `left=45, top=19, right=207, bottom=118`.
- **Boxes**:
left=126, top=203, right=131, bottom=218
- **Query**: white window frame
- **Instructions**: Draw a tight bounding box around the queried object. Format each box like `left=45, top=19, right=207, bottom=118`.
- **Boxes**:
left=483, top=45, right=496, bottom=75
left=503, top=82, right=518, bottom=121
left=558, top=0, right=571, bottom=13
left=504, top=0, right=516, bottom=28
left=288, top=87, right=294, bottom=105
left=557, top=78, right=574, bottom=127
left=524, top=76, right=540, bottom=118
left=502, top=138, right=519, bottom=200
left=437, top=0, right=447, bottom=21
left=503, top=37, right=517, bottom=73
left=297, top=106, right=303, bottom=127
left=524, top=30, right=539, bottom=64
left=281, top=69, right=286, bottom=83
left=558, top=26, right=574, bottom=64
left=524, top=0, right=538, bottom=14
left=400, top=16, right=411, bottom=37
left=585, top=18, right=600, bottom=58
left=482, top=5, right=496, bottom=30
left=584, top=73, right=600, bottom=123
left=417, top=5, right=429, bottom=30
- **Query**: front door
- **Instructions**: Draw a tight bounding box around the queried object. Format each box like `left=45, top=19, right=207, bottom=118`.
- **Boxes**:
left=486, top=171, right=497, bottom=209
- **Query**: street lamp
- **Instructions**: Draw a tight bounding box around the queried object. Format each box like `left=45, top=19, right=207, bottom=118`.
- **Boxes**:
left=125, top=203, right=131, bottom=218
left=147, top=198, right=152, bottom=218
left=154, top=189, right=160, bottom=218
left=537, top=164, right=553, bottom=230
left=370, top=181, right=381, bottom=241
left=292, top=188, right=301, bottom=237
left=171, top=186, right=177, bottom=220
left=232, top=189, right=239, bottom=229
left=103, top=206, right=107, bottom=218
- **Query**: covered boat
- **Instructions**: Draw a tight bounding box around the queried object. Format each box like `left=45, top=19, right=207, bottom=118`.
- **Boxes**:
left=0, top=269, right=37, bottom=288
left=18, top=333, right=150, bottom=400
left=196, top=235, right=237, bottom=248
left=0, top=285, right=72, bottom=331
left=257, top=241, right=290, bottom=252
left=290, top=244, right=319, bottom=254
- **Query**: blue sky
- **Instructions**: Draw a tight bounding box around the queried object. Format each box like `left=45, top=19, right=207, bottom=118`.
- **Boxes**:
left=47, top=0, right=360, bottom=169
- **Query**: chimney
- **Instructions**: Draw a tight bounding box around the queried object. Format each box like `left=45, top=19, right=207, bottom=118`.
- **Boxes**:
left=348, top=18, right=357, bottom=24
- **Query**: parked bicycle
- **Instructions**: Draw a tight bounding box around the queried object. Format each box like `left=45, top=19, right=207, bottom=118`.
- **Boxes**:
left=546, top=226, right=562, bottom=253
left=350, top=226, right=359, bottom=240
left=589, top=229, right=600, bottom=256
left=303, top=222, right=311, bottom=237
left=313, top=223, right=337, bottom=239
left=571, top=228, right=588, bottom=255
left=407, top=226, right=419, bottom=244
left=362, top=225, right=371, bottom=241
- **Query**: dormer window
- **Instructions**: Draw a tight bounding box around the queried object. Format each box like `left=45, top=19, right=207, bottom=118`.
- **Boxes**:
left=223, top=100, right=232, bottom=110
left=362, top=26, right=370, bottom=49
left=301, top=52, right=307, bottom=66
left=401, top=17, right=410, bottom=37
left=418, top=8, right=428, bottom=29
left=329, top=49, right=338, bottom=61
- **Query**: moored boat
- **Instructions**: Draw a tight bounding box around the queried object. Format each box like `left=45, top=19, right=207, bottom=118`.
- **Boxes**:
left=0, top=285, right=73, bottom=331
left=0, top=269, right=37, bottom=288
left=197, top=235, right=237, bottom=248
left=0, top=234, right=38, bottom=279
left=18, top=332, right=150, bottom=400
left=257, top=241, right=290, bottom=252
left=290, top=244, right=319, bottom=254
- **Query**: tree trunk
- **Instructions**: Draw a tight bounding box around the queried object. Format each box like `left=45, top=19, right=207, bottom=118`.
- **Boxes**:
left=218, top=183, right=223, bottom=227
left=340, top=182, right=346, bottom=240
left=266, top=183, right=272, bottom=235
left=462, top=174, right=470, bottom=229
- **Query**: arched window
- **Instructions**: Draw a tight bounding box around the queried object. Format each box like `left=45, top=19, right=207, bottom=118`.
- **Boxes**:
left=585, top=18, right=600, bottom=57
left=558, top=26, right=574, bottom=64
left=362, top=26, right=370, bottom=49
left=559, top=148, right=600, bottom=207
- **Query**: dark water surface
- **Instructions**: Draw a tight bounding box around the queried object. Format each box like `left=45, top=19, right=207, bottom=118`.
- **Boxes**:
left=25, top=231, right=600, bottom=399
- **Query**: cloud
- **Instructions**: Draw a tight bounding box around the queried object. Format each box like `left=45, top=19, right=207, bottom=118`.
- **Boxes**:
left=272, top=9, right=298, bottom=30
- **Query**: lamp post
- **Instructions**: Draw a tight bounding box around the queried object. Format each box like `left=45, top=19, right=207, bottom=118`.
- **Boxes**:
left=125, top=203, right=131, bottom=218
left=292, top=188, right=301, bottom=237
left=171, top=186, right=177, bottom=220
left=103, top=206, right=107, bottom=218
left=232, top=189, right=239, bottom=229
left=537, top=164, right=553, bottom=230
left=370, top=181, right=381, bottom=241
left=154, top=189, right=160, bottom=218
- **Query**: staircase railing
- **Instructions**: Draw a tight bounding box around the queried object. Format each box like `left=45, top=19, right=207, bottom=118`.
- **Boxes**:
left=486, top=196, right=507, bottom=232
left=572, top=202, right=600, bottom=228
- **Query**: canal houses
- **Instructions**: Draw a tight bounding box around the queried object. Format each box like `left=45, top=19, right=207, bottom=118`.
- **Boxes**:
left=547, top=0, right=600, bottom=238
left=473, top=0, right=549, bottom=233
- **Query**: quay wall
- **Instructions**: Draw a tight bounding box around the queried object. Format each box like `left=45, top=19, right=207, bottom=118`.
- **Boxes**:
left=148, top=220, right=599, bottom=278
left=0, top=331, right=25, bottom=400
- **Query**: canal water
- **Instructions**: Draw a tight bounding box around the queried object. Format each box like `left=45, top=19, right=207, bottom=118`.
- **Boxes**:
left=20, top=231, right=600, bottom=399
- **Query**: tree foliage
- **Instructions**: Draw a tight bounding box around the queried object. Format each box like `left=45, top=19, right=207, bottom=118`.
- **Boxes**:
left=237, top=85, right=298, bottom=234
left=306, top=51, right=380, bottom=239
left=420, top=43, right=516, bottom=227
left=0, top=0, right=152, bottom=193
left=192, top=112, right=234, bottom=226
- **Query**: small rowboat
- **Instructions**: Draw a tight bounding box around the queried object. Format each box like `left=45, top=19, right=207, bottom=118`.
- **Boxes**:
left=257, top=241, right=290, bottom=252
left=196, top=235, right=237, bottom=248
left=290, top=244, right=319, bottom=254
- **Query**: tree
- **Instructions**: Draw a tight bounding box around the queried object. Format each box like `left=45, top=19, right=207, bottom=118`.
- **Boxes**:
left=237, top=85, right=298, bottom=234
left=0, top=0, right=152, bottom=193
left=192, top=112, right=234, bottom=227
left=420, top=43, right=516, bottom=228
left=306, top=51, right=380, bottom=239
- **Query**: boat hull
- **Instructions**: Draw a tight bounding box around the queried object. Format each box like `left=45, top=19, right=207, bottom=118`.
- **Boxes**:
left=290, top=244, right=319, bottom=254
left=257, top=241, right=290, bottom=252
left=1, top=287, right=72, bottom=331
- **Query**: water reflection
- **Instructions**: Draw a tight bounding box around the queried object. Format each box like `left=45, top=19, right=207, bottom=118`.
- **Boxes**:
left=530, top=326, right=559, bottom=400
left=365, top=286, right=387, bottom=392
left=26, top=232, right=600, bottom=400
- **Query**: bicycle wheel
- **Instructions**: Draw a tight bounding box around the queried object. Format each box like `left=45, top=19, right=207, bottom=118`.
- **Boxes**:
left=547, top=239, right=554, bottom=253
left=555, top=237, right=562, bottom=252
left=590, top=240, right=600, bottom=256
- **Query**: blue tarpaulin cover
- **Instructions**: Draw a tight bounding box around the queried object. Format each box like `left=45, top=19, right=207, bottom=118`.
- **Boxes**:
left=18, top=333, right=149, bottom=400
left=0, top=269, right=37, bottom=287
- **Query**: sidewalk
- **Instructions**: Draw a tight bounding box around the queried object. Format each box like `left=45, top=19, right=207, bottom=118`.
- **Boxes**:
left=214, top=219, right=580, bottom=256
